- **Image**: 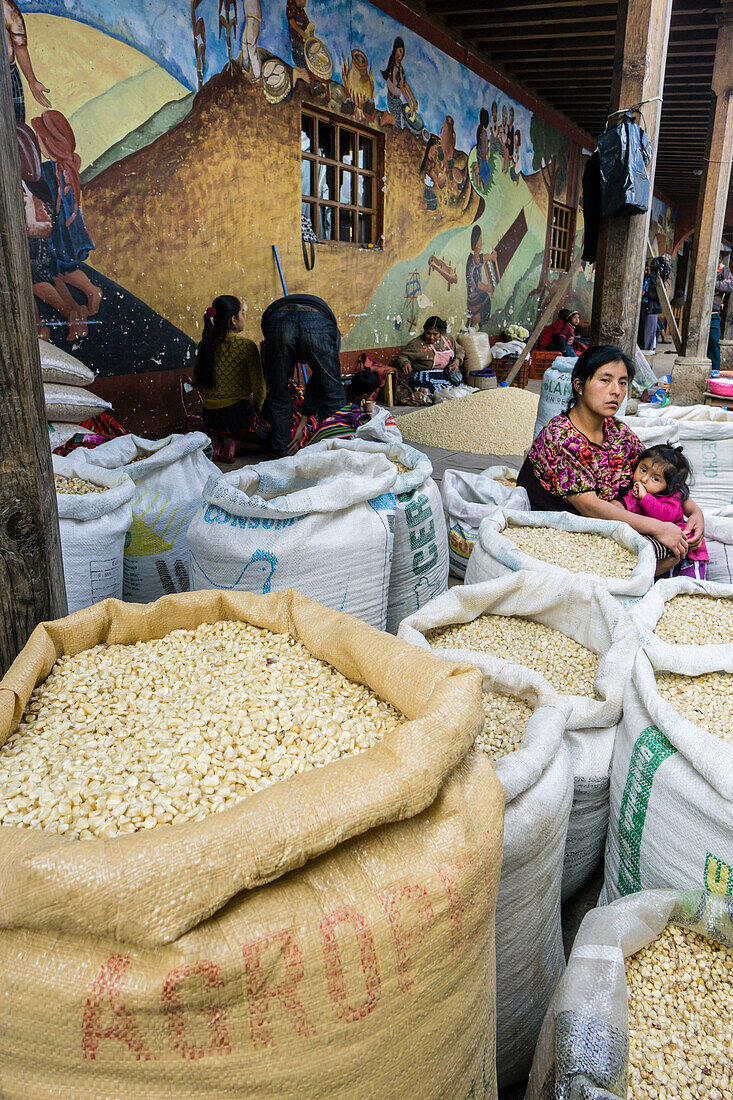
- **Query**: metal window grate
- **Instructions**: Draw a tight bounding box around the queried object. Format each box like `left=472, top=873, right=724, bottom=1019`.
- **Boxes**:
left=301, top=108, right=383, bottom=246
left=549, top=201, right=575, bottom=271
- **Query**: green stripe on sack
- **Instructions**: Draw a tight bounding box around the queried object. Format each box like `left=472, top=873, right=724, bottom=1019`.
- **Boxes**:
left=617, top=726, right=677, bottom=897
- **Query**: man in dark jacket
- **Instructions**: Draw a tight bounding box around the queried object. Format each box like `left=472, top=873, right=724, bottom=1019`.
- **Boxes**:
left=708, top=247, right=733, bottom=372
left=261, top=294, right=346, bottom=457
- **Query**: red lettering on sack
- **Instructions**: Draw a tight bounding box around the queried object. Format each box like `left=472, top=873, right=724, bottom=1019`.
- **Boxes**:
left=82, top=954, right=152, bottom=1062
left=320, top=905, right=381, bottom=1022
left=377, top=883, right=434, bottom=993
left=161, top=961, right=231, bottom=1060
left=241, top=930, right=317, bottom=1049
left=438, top=859, right=476, bottom=951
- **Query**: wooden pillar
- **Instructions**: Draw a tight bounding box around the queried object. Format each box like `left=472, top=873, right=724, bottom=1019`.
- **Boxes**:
left=0, top=54, right=66, bottom=675
left=671, top=3, right=733, bottom=402
left=589, top=0, right=673, bottom=356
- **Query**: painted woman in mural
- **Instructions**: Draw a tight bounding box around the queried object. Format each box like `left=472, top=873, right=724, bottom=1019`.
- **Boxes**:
left=381, top=36, right=417, bottom=131
left=489, top=101, right=502, bottom=155
left=30, top=110, right=101, bottom=341
left=472, top=107, right=491, bottom=192
left=287, top=0, right=314, bottom=75
left=466, top=224, right=493, bottom=327
left=499, top=105, right=508, bottom=164
left=4, top=0, right=50, bottom=122
left=504, top=107, right=515, bottom=174
left=510, top=131, right=522, bottom=184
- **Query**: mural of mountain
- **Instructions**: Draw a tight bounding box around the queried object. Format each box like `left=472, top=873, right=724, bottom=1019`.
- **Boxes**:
left=81, top=93, right=195, bottom=185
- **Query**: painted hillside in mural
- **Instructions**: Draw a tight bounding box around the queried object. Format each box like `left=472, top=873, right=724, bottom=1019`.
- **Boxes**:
left=8, top=0, right=597, bottom=385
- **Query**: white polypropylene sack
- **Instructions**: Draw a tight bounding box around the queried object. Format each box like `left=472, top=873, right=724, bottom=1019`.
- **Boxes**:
left=617, top=413, right=680, bottom=447
left=464, top=509, right=656, bottom=604
left=80, top=432, right=218, bottom=602
left=526, top=889, right=733, bottom=1100
left=397, top=574, right=639, bottom=898
left=43, top=383, right=112, bottom=423
left=628, top=575, right=733, bottom=664
left=354, top=406, right=402, bottom=443
left=310, top=439, right=448, bottom=633
left=39, top=340, right=95, bottom=386
left=601, top=644, right=733, bottom=905
left=705, top=507, right=733, bottom=583
left=186, top=449, right=397, bottom=629
left=457, top=330, right=492, bottom=375
left=534, top=358, right=628, bottom=438
left=52, top=454, right=135, bottom=613
left=422, top=651, right=572, bottom=1087
left=637, top=403, right=733, bottom=511
left=441, top=468, right=528, bottom=579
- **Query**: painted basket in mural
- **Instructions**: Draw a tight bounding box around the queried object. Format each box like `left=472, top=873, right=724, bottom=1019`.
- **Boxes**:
left=493, top=357, right=530, bottom=389
left=304, top=36, right=333, bottom=80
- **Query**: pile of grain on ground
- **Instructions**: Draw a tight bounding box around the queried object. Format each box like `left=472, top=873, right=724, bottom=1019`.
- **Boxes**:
left=428, top=614, right=599, bottom=697
left=507, top=525, right=637, bottom=579
left=399, top=388, right=539, bottom=455
left=54, top=475, right=105, bottom=495
left=0, top=621, right=403, bottom=840
left=477, top=690, right=533, bottom=763
left=655, top=594, right=733, bottom=647
left=656, top=670, right=733, bottom=741
left=626, top=921, right=733, bottom=1098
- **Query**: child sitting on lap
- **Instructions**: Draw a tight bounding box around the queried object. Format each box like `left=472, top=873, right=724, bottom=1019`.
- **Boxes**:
left=623, top=444, right=708, bottom=579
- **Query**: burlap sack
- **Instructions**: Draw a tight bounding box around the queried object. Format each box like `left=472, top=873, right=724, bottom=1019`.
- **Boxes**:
left=0, top=590, right=503, bottom=1100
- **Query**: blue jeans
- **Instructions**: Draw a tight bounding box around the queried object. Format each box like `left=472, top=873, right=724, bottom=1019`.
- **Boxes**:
left=707, top=311, right=721, bottom=372
left=261, top=308, right=346, bottom=456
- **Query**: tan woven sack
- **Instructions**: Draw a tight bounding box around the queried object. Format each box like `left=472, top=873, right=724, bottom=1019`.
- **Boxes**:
left=0, top=590, right=503, bottom=1099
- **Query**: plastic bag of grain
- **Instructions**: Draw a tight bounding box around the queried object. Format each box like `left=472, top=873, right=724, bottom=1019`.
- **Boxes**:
left=526, top=888, right=733, bottom=1100
left=601, top=641, right=733, bottom=905
left=52, top=454, right=135, bottom=613
left=39, top=341, right=95, bottom=386
left=80, top=433, right=219, bottom=603
left=0, top=589, right=503, bottom=1100
left=637, top=403, right=733, bottom=511
left=704, top=507, right=733, bottom=583
left=187, top=450, right=397, bottom=630
left=354, top=406, right=402, bottom=444
left=398, top=574, right=639, bottom=898
left=420, top=648, right=572, bottom=1087
left=310, top=439, right=448, bottom=632
left=465, top=509, right=656, bottom=604
left=456, top=329, right=492, bottom=379
left=441, top=468, right=529, bottom=580
left=43, top=383, right=112, bottom=423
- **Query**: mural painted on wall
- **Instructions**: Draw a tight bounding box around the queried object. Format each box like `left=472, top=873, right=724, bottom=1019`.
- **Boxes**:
left=7, top=0, right=607, bottom=395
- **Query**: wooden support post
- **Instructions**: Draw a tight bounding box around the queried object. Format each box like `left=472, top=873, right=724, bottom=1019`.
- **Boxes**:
left=589, top=0, right=673, bottom=356
left=503, top=255, right=582, bottom=386
left=671, top=2, right=733, bottom=403
left=0, top=53, right=66, bottom=674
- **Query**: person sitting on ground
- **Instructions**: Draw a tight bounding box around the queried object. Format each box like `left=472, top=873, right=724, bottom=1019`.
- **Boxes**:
left=193, top=294, right=269, bottom=464
left=536, top=308, right=580, bottom=356
left=301, top=367, right=382, bottom=447
left=622, top=444, right=708, bottom=580
left=516, top=345, right=705, bottom=577
left=394, top=316, right=465, bottom=403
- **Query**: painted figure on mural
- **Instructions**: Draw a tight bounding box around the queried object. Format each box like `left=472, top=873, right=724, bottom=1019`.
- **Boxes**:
left=489, top=100, right=502, bottom=155
left=472, top=106, right=491, bottom=192
left=504, top=106, right=515, bottom=174
left=499, top=105, right=508, bottom=163
left=381, top=36, right=417, bottom=131
left=239, top=0, right=262, bottom=80
left=4, top=0, right=50, bottom=122
left=419, top=137, right=445, bottom=210
left=466, top=224, right=493, bottom=327
left=510, top=131, right=522, bottom=184
left=287, top=0, right=312, bottom=73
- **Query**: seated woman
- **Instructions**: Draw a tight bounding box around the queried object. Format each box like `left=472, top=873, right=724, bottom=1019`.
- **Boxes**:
left=394, top=316, right=465, bottom=403
left=302, top=368, right=382, bottom=447
left=536, top=308, right=580, bottom=356
left=193, top=295, right=269, bottom=463
left=516, top=345, right=705, bottom=577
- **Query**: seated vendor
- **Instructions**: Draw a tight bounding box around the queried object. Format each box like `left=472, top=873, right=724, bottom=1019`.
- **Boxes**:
left=516, top=345, right=706, bottom=577
left=394, top=316, right=465, bottom=403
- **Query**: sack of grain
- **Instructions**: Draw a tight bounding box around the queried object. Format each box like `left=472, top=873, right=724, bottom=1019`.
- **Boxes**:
left=187, top=450, right=397, bottom=630
left=601, top=643, right=733, bottom=905
left=534, top=358, right=628, bottom=439
left=80, top=433, right=218, bottom=603
left=397, top=574, right=639, bottom=898
left=456, top=330, right=492, bottom=378
left=464, top=509, right=656, bottom=604
left=39, top=341, right=95, bottom=386
left=44, top=383, right=112, bottom=423
left=628, top=576, right=733, bottom=663
left=441, top=468, right=529, bottom=580
left=52, top=455, right=135, bottom=614
left=354, top=406, right=402, bottom=444
left=310, top=440, right=448, bottom=632
left=526, top=889, right=733, bottom=1099
left=416, top=648, right=572, bottom=1087
left=704, top=507, right=733, bottom=584
left=637, top=403, right=733, bottom=511
left=0, top=590, right=503, bottom=1100
left=48, top=421, right=87, bottom=451
left=617, top=412, right=680, bottom=447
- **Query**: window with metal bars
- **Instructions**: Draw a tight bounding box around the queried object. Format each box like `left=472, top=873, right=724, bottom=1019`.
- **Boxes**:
left=549, top=201, right=576, bottom=272
left=301, top=109, right=383, bottom=246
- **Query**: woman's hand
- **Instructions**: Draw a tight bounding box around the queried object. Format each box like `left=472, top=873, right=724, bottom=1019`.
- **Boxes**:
left=287, top=415, right=308, bottom=456
left=399, top=361, right=412, bottom=377
left=654, top=520, right=688, bottom=558
left=682, top=502, right=705, bottom=549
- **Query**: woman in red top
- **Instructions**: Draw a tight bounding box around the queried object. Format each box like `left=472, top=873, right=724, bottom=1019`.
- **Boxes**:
left=536, top=308, right=580, bottom=355
left=517, top=345, right=706, bottom=576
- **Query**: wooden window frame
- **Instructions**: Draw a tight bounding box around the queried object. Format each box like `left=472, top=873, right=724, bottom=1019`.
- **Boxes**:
left=549, top=200, right=576, bottom=272
left=301, top=107, right=384, bottom=248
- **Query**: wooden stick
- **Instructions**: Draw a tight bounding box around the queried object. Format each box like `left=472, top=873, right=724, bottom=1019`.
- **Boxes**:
left=503, top=253, right=583, bottom=386
left=646, top=242, right=682, bottom=353
left=0, top=46, right=66, bottom=673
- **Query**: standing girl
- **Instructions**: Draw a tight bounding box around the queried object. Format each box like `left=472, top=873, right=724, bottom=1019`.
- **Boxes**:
left=382, top=37, right=415, bottom=131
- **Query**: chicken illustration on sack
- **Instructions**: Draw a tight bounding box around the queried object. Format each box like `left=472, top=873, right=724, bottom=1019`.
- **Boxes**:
left=188, top=548, right=278, bottom=594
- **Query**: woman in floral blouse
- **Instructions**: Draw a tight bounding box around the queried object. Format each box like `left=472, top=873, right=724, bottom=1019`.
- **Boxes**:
left=517, top=345, right=705, bottom=574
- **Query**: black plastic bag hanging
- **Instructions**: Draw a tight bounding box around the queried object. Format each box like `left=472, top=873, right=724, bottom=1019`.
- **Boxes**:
left=597, top=110, right=652, bottom=217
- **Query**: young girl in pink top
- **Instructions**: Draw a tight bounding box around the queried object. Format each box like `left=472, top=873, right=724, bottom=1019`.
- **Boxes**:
left=623, top=444, right=709, bottom=579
